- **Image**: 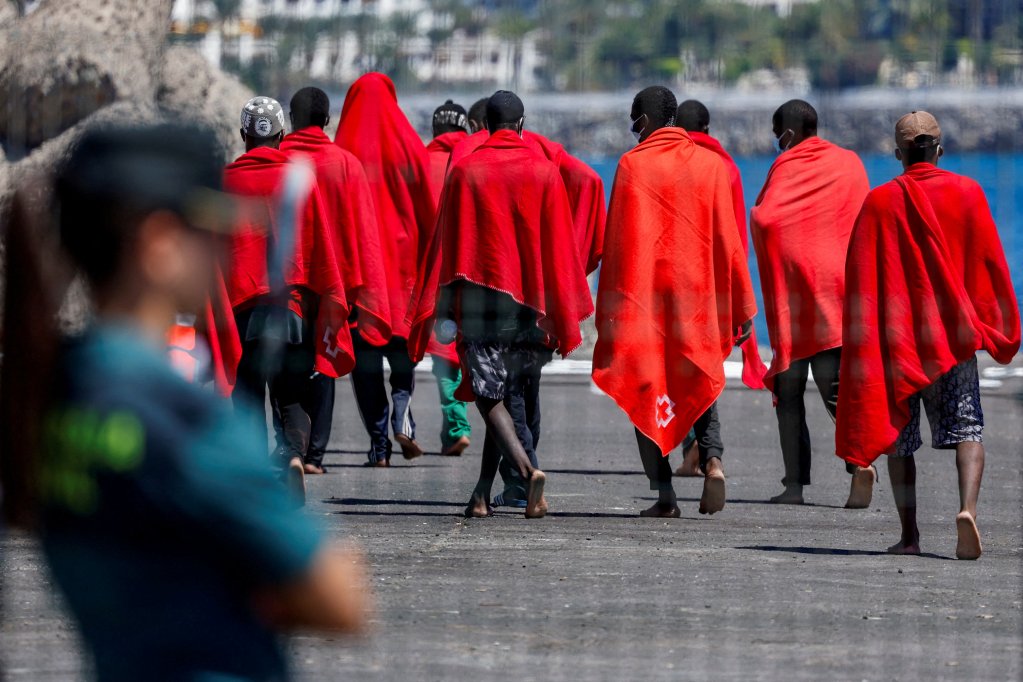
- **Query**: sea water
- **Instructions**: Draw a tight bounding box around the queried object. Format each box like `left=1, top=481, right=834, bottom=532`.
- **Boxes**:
left=587, top=153, right=1023, bottom=340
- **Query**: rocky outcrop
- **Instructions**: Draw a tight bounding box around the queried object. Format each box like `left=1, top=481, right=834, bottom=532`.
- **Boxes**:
left=0, top=0, right=254, bottom=328
left=159, top=45, right=252, bottom=162
left=0, top=0, right=253, bottom=209
left=0, top=0, right=173, bottom=159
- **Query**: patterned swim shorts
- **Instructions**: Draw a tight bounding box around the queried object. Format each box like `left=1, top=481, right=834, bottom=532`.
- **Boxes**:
left=892, top=357, right=984, bottom=457
left=460, top=340, right=551, bottom=401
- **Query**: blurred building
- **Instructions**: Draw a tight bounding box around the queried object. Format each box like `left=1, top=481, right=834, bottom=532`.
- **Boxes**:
left=171, top=0, right=543, bottom=90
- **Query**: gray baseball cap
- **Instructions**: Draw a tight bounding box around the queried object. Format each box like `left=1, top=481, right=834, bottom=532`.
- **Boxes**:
left=240, top=96, right=286, bottom=138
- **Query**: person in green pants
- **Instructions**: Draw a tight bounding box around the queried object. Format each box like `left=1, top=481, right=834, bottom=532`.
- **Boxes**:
left=432, top=357, right=472, bottom=456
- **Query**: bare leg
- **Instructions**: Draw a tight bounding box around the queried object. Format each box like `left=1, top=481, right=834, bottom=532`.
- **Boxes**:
left=467, top=397, right=537, bottom=518
left=886, top=455, right=920, bottom=555
left=699, top=457, right=726, bottom=515
left=955, top=442, right=984, bottom=560
left=674, top=440, right=704, bottom=477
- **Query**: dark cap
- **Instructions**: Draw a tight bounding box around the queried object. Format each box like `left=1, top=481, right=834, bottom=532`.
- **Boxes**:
left=59, top=122, right=231, bottom=231
left=486, top=90, right=525, bottom=129
left=433, top=100, right=468, bottom=130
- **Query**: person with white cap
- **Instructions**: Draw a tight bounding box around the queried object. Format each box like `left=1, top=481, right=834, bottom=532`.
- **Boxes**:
left=836, top=111, right=1020, bottom=559
left=223, top=96, right=355, bottom=503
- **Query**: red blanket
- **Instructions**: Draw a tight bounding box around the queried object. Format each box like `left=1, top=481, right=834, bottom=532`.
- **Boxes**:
left=406, top=130, right=594, bottom=370
left=334, top=73, right=436, bottom=339
left=423, top=130, right=469, bottom=364
left=690, top=131, right=768, bottom=390
left=523, top=131, right=607, bottom=275
left=426, top=131, right=467, bottom=205
left=593, top=128, right=758, bottom=455
left=837, top=164, right=1020, bottom=467
left=447, top=129, right=489, bottom=170
left=750, top=137, right=869, bottom=389
left=222, top=146, right=355, bottom=378
left=282, top=126, right=392, bottom=347
left=201, top=265, right=242, bottom=395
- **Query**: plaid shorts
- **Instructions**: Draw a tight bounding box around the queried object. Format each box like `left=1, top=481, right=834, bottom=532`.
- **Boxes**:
left=460, top=340, right=551, bottom=401
left=892, top=357, right=984, bottom=457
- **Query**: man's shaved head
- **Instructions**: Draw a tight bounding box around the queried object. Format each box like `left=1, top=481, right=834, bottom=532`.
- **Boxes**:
left=468, top=97, right=490, bottom=133
left=773, top=99, right=818, bottom=137
left=630, top=86, right=677, bottom=143
left=676, top=99, right=710, bottom=134
left=290, top=86, right=331, bottom=130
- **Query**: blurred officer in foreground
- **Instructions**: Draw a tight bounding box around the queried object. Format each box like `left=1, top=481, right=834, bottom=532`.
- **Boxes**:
left=0, top=122, right=371, bottom=681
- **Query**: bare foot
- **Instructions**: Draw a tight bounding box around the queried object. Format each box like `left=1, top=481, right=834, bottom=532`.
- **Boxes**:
left=395, top=434, right=424, bottom=460
left=639, top=502, right=681, bottom=518
left=769, top=487, right=804, bottom=505
left=287, top=456, right=306, bottom=507
left=441, top=436, right=471, bottom=457
left=536, top=496, right=549, bottom=516
left=303, top=463, right=325, bottom=475
left=886, top=538, right=921, bottom=555
left=463, top=495, right=493, bottom=518
left=955, top=511, right=982, bottom=560
left=845, top=465, right=876, bottom=509
left=674, top=442, right=704, bottom=477
left=699, top=460, right=726, bottom=515
left=525, top=470, right=547, bottom=519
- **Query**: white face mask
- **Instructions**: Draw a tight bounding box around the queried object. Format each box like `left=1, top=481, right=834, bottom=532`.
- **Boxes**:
left=773, top=128, right=794, bottom=154
left=630, top=114, right=649, bottom=143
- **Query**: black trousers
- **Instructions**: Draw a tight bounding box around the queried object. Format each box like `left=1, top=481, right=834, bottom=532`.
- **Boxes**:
left=637, top=402, right=723, bottom=489
left=272, top=373, right=335, bottom=468
left=495, top=363, right=543, bottom=498
left=233, top=338, right=314, bottom=466
left=772, top=347, right=854, bottom=486
left=350, top=331, right=416, bottom=463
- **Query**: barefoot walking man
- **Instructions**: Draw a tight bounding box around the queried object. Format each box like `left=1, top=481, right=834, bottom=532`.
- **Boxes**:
left=593, top=86, right=758, bottom=518
left=408, top=91, right=593, bottom=519
left=837, top=112, right=1020, bottom=559
left=750, top=100, right=876, bottom=508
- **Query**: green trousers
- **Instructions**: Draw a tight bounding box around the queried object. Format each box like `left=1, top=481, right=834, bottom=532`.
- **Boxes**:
left=431, top=358, right=471, bottom=448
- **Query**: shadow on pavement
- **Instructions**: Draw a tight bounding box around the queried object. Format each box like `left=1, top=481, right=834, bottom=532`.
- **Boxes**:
left=325, top=498, right=461, bottom=507
left=738, top=544, right=953, bottom=560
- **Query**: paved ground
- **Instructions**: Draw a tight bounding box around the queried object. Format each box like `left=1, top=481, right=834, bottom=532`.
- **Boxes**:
left=2, top=357, right=1021, bottom=681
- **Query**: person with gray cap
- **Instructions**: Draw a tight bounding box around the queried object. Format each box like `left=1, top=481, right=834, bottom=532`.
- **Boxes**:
left=0, top=122, right=370, bottom=680
left=836, top=111, right=1020, bottom=560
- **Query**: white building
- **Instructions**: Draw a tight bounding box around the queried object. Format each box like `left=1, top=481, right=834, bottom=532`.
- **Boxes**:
left=173, top=0, right=430, bottom=23
left=172, top=0, right=544, bottom=91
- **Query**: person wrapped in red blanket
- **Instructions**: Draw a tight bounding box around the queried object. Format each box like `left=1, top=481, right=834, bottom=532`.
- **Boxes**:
left=750, top=99, right=875, bottom=508
left=837, top=112, right=1020, bottom=560
left=673, top=99, right=769, bottom=479
left=592, top=87, right=758, bottom=518
left=278, top=87, right=391, bottom=475
left=449, top=121, right=606, bottom=277
left=423, top=100, right=474, bottom=457
left=222, top=96, right=354, bottom=502
left=408, top=91, right=593, bottom=520
left=335, top=73, right=436, bottom=465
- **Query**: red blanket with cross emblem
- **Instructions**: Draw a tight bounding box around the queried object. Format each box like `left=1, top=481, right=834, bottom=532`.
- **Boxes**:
left=592, top=127, right=757, bottom=455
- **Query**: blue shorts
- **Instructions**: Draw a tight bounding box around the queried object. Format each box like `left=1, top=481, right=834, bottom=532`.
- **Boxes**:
left=893, top=357, right=984, bottom=457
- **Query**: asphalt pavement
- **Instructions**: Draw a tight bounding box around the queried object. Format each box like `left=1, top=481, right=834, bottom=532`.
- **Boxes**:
left=2, top=356, right=1021, bottom=681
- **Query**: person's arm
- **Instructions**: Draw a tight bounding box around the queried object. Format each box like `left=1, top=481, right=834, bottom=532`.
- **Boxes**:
left=735, top=319, right=753, bottom=346
left=252, top=542, right=373, bottom=633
